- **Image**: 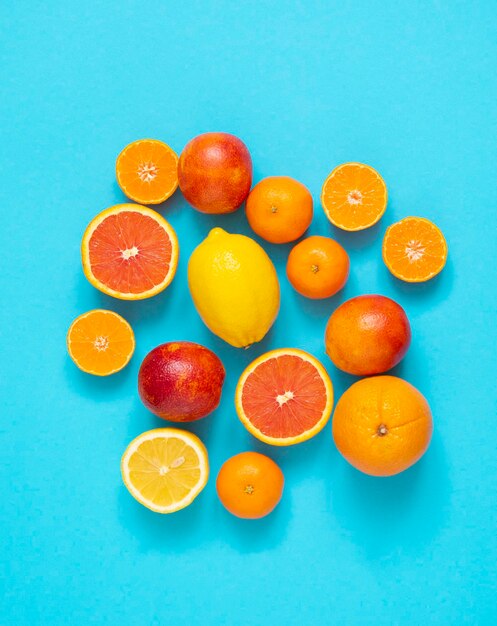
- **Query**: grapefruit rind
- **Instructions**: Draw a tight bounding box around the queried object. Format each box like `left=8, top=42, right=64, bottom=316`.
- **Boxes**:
left=235, top=348, right=334, bottom=446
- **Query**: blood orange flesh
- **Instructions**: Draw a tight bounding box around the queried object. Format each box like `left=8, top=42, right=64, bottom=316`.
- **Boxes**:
left=81, top=204, right=179, bottom=300
left=235, top=348, right=333, bottom=446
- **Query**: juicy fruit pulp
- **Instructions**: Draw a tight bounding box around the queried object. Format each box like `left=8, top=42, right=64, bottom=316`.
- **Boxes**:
left=81, top=204, right=179, bottom=300
left=236, top=348, right=334, bottom=446
left=245, top=176, right=313, bottom=244
left=178, top=132, right=252, bottom=214
left=115, top=139, right=178, bottom=205
left=67, top=309, right=135, bottom=376
left=333, top=376, right=433, bottom=476
left=321, top=162, right=387, bottom=231
left=216, top=452, right=284, bottom=519
left=188, top=228, right=280, bottom=348
left=138, top=342, right=225, bottom=422
left=325, top=294, right=411, bottom=375
left=382, top=216, right=448, bottom=282
left=121, top=428, right=209, bottom=513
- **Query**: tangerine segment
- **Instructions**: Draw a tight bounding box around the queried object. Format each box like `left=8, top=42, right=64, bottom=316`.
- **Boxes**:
left=121, top=428, right=209, bottom=514
left=321, top=162, right=387, bottom=231
left=116, top=139, right=178, bottom=205
left=382, top=216, right=448, bottom=282
left=67, top=309, right=135, bottom=376
left=235, top=348, right=334, bottom=446
left=81, top=204, right=179, bottom=300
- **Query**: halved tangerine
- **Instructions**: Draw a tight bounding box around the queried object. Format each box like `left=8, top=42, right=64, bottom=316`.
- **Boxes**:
left=81, top=204, right=179, bottom=300
left=235, top=348, right=334, bottom=446
left=67, top=309, right=135, bottom=376
left=116, top=139, right=178, bottom=205
left=382, top=216, right=448, bottom=282
left=121, top=428, right=209, bottom=514
left=321, top=162, right=387, bottom=231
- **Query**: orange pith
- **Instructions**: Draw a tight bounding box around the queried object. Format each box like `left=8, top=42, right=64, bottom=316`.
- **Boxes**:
left=116, top=139, right=178, bottom=205
left=67, top=309, right=135, bottom=376
left=382, top=216, right=448, bottom=282
left=321, top=162, right=387, bottom=231
left=235, top=348, right=334, bottom=446
left=81, top=204, right=179, bottom=300
left=121, top=428, right=209, bottom=514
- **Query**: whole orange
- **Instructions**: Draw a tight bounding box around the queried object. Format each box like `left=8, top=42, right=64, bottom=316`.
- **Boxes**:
left=325, top=295, right=411, bottom=375
left=245, top=176, right=313, bottom=244
left=333, top=376, right=433, bottom=476
left=216, top=452, right=284, bottom=519
left=287, top=236, right=350, bottom=299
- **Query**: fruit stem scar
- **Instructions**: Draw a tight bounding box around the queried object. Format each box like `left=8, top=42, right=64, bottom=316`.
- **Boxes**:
left=377, top=424, right=388, bottom=437
left=270, top=205, right=278, bottom=213
left=276, top=390, right=294, bottom=407
left=244, top=484, right=254, bottom=495
left=311, top=264, right=319, bottom=273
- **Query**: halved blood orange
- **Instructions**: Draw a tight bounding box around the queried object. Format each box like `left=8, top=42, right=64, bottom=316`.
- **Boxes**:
left=321, top=162, right=387, bottom=231
left=67, top=309, right=135, bottom=376
left=81, top=204, right=179, bottom=300
left=235, top=348, right=334, bottom=446
left=382, top=216, right=448, bottom=282
left=116, top=139, right=178, bottom=205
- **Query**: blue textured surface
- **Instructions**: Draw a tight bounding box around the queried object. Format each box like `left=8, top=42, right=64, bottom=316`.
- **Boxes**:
left=1, top=2, right=497, bottom=624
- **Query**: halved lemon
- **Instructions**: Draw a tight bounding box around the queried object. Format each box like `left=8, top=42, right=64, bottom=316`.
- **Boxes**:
left=121, top=429, right=209, bottom=513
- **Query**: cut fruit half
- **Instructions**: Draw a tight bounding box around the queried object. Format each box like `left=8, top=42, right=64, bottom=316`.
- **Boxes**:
left=81, top=204, right=179, bottom=300
left=67, top=309, right=135, bottom=376
left=321, top=162, right=387, bottom=231
left=116, top=139, right=178, bottom=205
left=382, top=216, right=448, bottom=282
left=121, top=428, right=209, bottom=514
left=235, top=348, right=334, bottom=446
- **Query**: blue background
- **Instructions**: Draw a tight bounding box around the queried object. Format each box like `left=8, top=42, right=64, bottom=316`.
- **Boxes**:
left=1, top=2, right=496, bottom=624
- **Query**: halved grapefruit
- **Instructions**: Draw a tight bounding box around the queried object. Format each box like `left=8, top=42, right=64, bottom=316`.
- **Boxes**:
left=81, top=204, right=179, bottom=300
left=235, top=348, right=334, bottom=446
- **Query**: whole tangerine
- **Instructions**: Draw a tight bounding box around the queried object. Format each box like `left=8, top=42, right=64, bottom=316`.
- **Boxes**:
left=333, top=376, right=433, bottom=476
left=325, top=294, right=411, bottom=375
left=216, top=452, right=284, bottom=519
left=245, top=176, right=313, bottom=244
left=287, top=235, right=350, bottom=299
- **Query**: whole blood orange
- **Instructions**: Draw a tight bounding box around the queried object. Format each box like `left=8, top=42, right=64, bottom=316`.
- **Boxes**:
left=178, top=132, right=252, bottom=214
left=287, top=235, right=350, bottom=299
left=333, top=376, right=433, bottom=476
left=216, top=452, right=284, bottom=519
left=235, top=348, right=333, bottom=446
left=325, top=295, right=411, bottom=375
left=138, top=341, right=225, bottom=422
left=245, top=176, right=313, bottom=244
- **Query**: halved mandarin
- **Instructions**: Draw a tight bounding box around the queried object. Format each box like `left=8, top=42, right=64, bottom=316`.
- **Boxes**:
left=116, top=139, right=178, bottom=205
left=382, top=216, right=448, bottom=282
left=235, top=348, right=334, bottom=446
left=121, top=428, right=209, bottom=514
left=81, top=204, right=179, bottom=300
left=321, top=162, right=387, bottom=231
left=67, top=309, right=135, bottom=376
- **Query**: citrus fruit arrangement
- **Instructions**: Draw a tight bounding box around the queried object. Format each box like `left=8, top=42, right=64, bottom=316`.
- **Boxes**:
left=68, top=131, right=448, bottom=518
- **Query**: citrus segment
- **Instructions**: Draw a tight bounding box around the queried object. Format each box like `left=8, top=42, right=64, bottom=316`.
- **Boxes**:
left=81, top=204, right=179, bottom=300
left=67, top=309, right=135, bottom=376
left=382, top=216, right=448, bottom=282
left=121, top=428, right=209, bottom=513
left=235, top=348, right=333, bottom=446
left=321, top=162, right=387, bottom=231
left=116, top=139, right=178, bottom=205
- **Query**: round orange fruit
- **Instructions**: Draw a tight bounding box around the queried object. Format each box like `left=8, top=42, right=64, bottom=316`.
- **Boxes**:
left=382, top=216, right=448, bottom=282
left=235, top=348, right=333, bottom=446
left=321, top=162, right=387, bottom=231
left=116, top=139, right=178, bottom=205
left=245, top=176, right=313, bottom=244
left=81, top=204, right=179, bottom=300
left=216, top=452, right=284, bottom=519
left=67, top=309, right=135, bottom=376
left=287, top=235, right=350, bottom=299
left=333, top=376, right=433, bottom=476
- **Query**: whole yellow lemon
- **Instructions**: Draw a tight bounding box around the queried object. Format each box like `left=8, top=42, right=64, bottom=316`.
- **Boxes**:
left=188, top=228, right=280, bottom=348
